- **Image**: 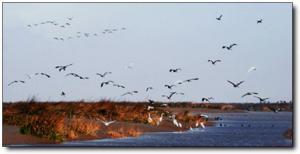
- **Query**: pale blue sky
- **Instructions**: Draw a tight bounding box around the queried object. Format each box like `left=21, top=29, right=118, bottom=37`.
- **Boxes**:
left=3, top=3, right=292, bottom=103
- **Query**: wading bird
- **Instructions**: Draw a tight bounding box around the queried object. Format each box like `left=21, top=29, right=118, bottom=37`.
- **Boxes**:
left=227, top=80, right=244, bottom=88
left=148, top=113, right=153, bottom=123
left=8, top=80, right=25, bottom=86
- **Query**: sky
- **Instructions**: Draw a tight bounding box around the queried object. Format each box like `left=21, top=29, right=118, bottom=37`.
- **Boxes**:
left=3, top=3, right=292, bottom=103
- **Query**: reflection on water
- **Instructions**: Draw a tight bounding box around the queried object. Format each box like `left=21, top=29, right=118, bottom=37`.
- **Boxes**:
left=63, top=112, right=292, bottom=147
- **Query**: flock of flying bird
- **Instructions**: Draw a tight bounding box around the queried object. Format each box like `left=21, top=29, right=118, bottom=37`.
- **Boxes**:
left=27, top=17, right=126, bottom=42
left=8, top=15, right=270, bottom=104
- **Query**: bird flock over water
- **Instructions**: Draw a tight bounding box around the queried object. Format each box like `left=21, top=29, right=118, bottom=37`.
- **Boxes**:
left=8, top=15, right=270, bottom=103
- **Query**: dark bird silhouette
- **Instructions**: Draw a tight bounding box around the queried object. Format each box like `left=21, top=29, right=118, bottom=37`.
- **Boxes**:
left=8, top=80, right=25, bottom=86
left=113, top=83, right=125, bottom=88
left=169, top=68, right=182, bottom=73
left=61, top=91, right=65, bottom=96
left=241, top=92, right=258, bottom=98
left=146, top=87, right=153, bottom=92
left=100, top=81, right=114, bottom=87
left=66, top=73, right=88, bottom=79
left=148, top=99, right=155, bottom=104
left=222, top=43, right=237, bottom=50
left=84, top=33, right=89, bottom=37
left=55, top=64, right=73, bottom=72
left=60, top=25, right=65, bottom=28
left=96, top=72, right=112, bottom=78
left=202, top=97, right=214, bottom=102
left=181, top=78, right=199, bottom=84
left=162, top=92, right=180, bottom=100
left=216, top=14, right=223, bottom=20
left=227, top=80, right=244, bottom=88
left=121, top=91, right=138, bottom=96
left=35, top=73, right=51, bottom=78
left=208, top=59, right=221, bottom=65
left=54, top=37, right=59, bottom=40
left=121, top=27, right=126, bottom=30
left=67, top=17, right=73, bottom=20
left=254, top=96, right=269, bottom=103
left=27, top=24, right=32, bottom=27
left=164, top=84, right=176, bottom=89
left=65, top=23, right=71, bottom=26
left=257, top=19, right=263, bottom=24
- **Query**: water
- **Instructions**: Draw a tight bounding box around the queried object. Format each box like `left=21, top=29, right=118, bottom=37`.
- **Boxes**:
left=61, top=111, right=292, bottom=147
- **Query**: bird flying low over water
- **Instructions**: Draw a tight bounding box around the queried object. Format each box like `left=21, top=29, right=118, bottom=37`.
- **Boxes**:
left=248, top=67, right=257, bottom=73
left=113, top=83, right=125, bottom=88
left=100, top=81, right=114, bottom=87
left=202, top=97, right=214, bottom=102
left=257, top=19, right=263, bottom=24
left=55, top=64, right=73, bottom=72
left=254, top=96, right=269, bottom=103
left=227, top=80, right=244, bottom=88
left=146, top=87, right=153, bottom=92
left=100, top=120, right=116, bottom=126
left=35, top=73, right=51, bottom=78
left=121, top=91, right=138, bottom=96
left=8, top=80, right=25, bottom=86
left=216, top=14, right=223, bottom=20
left=169, top=68, right=182, bottom=73
left=208, top=59, right=221, bottom=65
left=96, top=72, right=112, bottom=78
left=222, top=43, right=237, bottom=50
left=241, top=92, right=258, bottom=98
left=164, top=84, right=176, bottom=89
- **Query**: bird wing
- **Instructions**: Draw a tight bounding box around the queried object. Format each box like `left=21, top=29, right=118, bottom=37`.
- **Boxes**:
left=107, top=121, right=116, bottom=125
left=236, top=81, right=245, bottom=86
left=227, top=80, right=235, bottom=86
left=8, top=81, right=16, bottom=86
left=216, top=60, right=221, bottom=62
left=241, top=93, right=249, bottom=97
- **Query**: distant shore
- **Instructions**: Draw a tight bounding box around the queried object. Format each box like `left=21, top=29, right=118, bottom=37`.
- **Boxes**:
left=2, top=101, right=292, bottom=146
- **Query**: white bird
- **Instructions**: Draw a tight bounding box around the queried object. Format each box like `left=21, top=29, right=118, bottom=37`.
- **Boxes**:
left=159, top=113, right=164, bottom=123
left=100, top=120, right=116, bottom=126
left=189, top=126, right=193, bottom=131
left=195, top=121, right=199, bottom=127
left=172, top=115, right=179, bottom=127
left=200, top=122, right=205, bottom=129
left=147, top=106, right=154, bottom=110
left=178, top=123, right=182, bottom=128
left=248, top=67, right=256, bottom=73
left=148, top=113, right=153, bottom=123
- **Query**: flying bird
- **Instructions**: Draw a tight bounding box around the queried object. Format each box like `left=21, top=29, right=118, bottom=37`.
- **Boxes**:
left=241, top=92, right=258, bottom=98
left=248, top=67, right=257, bottom=73
left=121, top=91, right=138, bottom=96
left=227, top=80, right=245, bottom=88
left=96, top=72, right=112, bottom=78
left=202, top=97, right=214, bottom=102
left=146, top=87, right=153, bottom=92
left=208, top=59, right=221, bottom=65
left=113, top=83, right=125, bottom=88
left=254, top=96, right=269, bottom=103
left=100, top=81, right=114, bottom=88
left=164, top=84, right=176, bottom=89
left=257, top=19, right=263, bottom=24
left=222, top=43, right=237, bottom=50
left=216, top=14, right=223, bottom=20
left=8, top=80, right=25, bottom=86
left=35, top=73, right=51, bottom=78
left=55, top=64, right=73, bottom=72
left=181, top=78, right=199, bottom=84
left=162, top=92, right=179, bottom=100
left=67, top=17, right=73, bottom=20
left=169, top=68, right=182, bottom=73
left=100, top=120, right=116, bottom=126
left=66, top=73, right=88, bottom=79
left=61, top=91, right=66, bottom=96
